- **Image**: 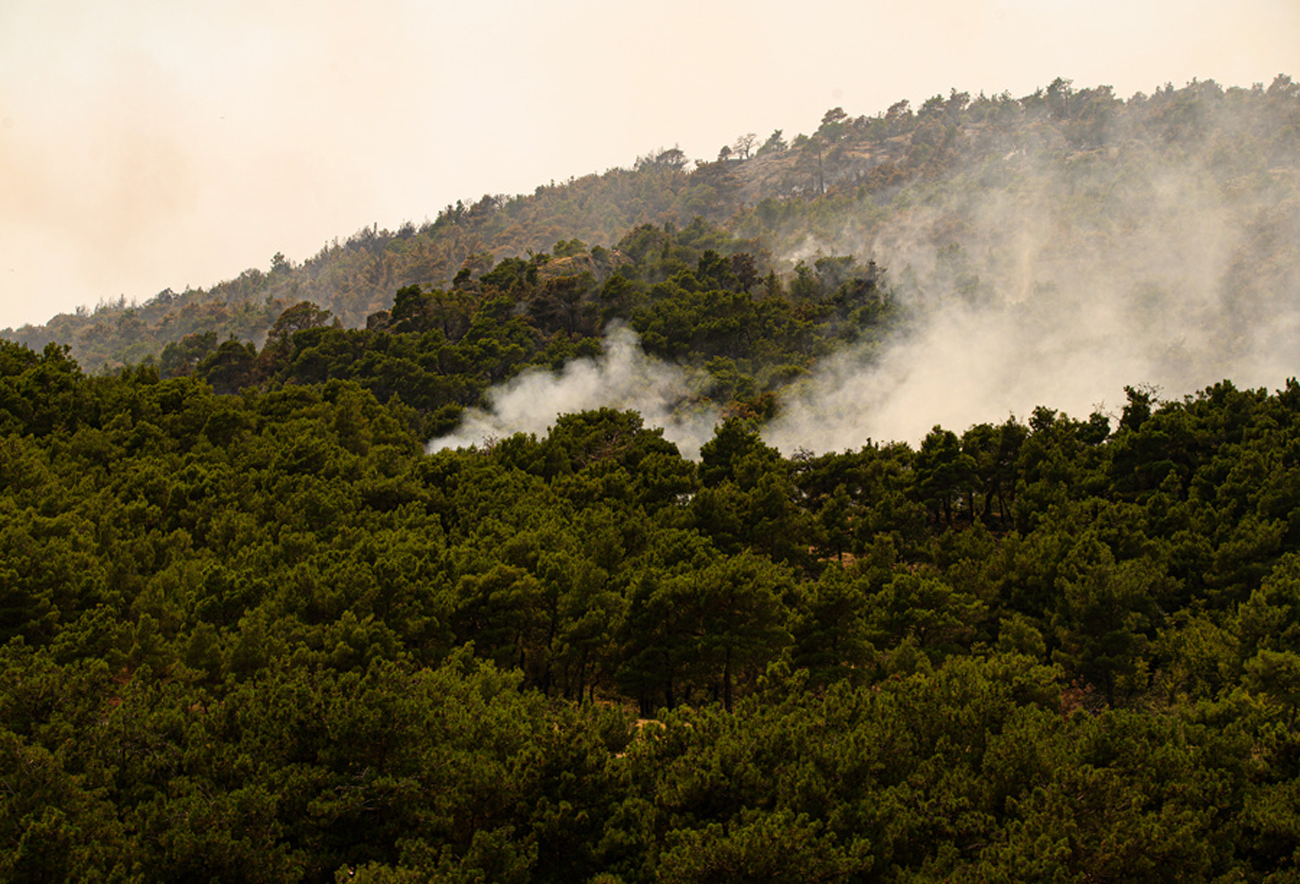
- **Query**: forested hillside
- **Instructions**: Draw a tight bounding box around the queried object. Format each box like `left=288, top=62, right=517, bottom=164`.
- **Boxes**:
left=4, top=74, right=1300, bottom=882
left=6, top=74, right=1297, bottom=377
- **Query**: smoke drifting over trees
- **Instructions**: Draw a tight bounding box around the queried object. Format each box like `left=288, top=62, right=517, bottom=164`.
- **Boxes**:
left=422, top=77, right=1300, bottom=454
left=4, top=76, right=1298, bottom=457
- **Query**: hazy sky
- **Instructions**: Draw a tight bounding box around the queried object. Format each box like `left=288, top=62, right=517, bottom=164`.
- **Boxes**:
left=1, top=0, right=1297, bottom=330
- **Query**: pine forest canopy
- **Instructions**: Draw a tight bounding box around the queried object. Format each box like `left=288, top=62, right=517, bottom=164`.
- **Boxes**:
left=6, top=334, right=1300, bottom=879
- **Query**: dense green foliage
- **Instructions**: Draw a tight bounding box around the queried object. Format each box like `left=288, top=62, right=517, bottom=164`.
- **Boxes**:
left=147, top=223, right=896, bottom=436
left=6, top=328, right=1300, bottom=880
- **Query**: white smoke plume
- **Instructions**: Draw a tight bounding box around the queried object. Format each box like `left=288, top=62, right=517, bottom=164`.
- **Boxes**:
left=764, top=105, right=1300, bottom=452
left=427, top=324, right=721, bottom=459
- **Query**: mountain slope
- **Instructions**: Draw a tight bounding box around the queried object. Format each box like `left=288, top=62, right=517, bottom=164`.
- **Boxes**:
left=3, top=74, right=1297, bottom=384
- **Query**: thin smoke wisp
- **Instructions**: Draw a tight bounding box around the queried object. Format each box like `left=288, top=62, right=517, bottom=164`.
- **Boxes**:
left=427, top=325, right=721, bottom=458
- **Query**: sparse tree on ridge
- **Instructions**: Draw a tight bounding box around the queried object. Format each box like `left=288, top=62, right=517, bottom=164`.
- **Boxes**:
left=733, top=132, right=758, bottom=159
left=756, top=129, right=787, bottom=156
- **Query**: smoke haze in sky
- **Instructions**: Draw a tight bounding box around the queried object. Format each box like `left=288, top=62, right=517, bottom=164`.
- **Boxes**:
left=2, top=0, right=1297, bottom=329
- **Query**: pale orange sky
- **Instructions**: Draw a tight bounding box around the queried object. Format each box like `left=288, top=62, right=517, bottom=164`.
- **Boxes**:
left=1, top=0, right=1297, bottom=330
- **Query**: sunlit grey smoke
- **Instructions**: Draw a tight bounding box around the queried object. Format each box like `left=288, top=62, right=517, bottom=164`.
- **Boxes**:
left=426, top=324, right=721, bottom=458
left=763, top=111, right=1300, bottom=453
